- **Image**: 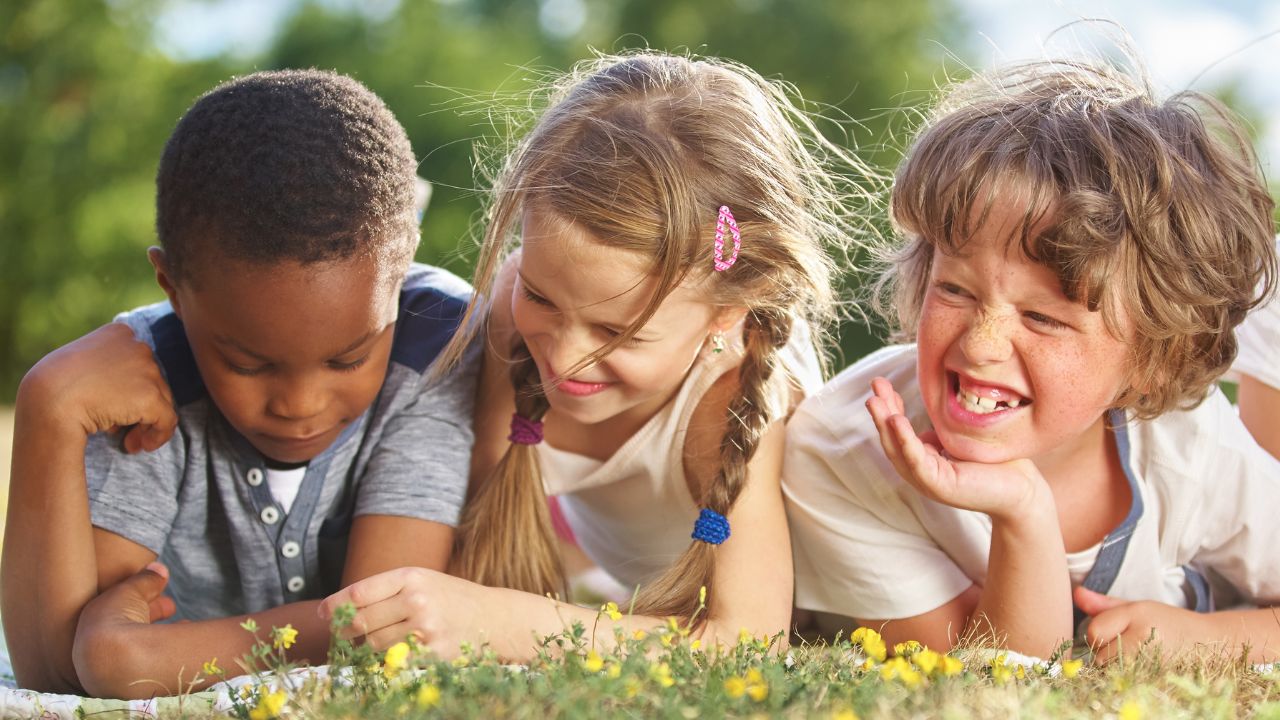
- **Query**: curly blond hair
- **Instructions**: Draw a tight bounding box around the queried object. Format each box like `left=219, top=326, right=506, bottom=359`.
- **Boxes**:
left=875, top=58, right=1277, bottom=418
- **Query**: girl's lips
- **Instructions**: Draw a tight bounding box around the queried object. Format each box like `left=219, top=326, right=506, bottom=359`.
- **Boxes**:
left=556, top=378, right=613, bottom=397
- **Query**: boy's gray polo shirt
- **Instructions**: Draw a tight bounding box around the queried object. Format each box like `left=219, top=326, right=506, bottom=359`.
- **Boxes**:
left=86, top=263, right=476, bottom=621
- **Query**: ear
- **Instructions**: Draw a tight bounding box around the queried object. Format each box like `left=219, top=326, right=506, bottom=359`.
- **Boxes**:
left=709, top=305, right=749, bottom=334
left=148, top=247, right=184, bottom=318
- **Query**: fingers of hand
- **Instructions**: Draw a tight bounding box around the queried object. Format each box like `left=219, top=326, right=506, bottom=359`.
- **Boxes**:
left=321, top=570, right=418, bottom=623
left=363, top=622, right=428, bottom=653
left=1073, top=586, right=1127, bottom=616
left=339, top=595, right=426, bottom=642
left=1085, top=609, right=1133, bottom=662
left=148, top=595, right=177, bottom=623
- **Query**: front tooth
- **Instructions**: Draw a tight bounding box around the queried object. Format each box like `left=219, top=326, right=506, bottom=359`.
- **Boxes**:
left=977, top=397, right=996, bottom=411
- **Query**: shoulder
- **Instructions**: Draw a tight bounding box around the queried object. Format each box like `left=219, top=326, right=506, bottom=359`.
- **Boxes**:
left=1128, top=387, right=1280, bottom=498
left=390, top=263, right=475, bottom=375
left=789, top=344, right=921, bottom=448
left=113, top=300, right=205, bottom=407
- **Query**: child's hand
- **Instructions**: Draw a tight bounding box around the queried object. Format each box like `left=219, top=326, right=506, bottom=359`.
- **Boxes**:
left=319, top=567, right=493, bottom=658
left=1074, top=586, right=1209, bottom=663
left=19, top=323, right=176, bottom=453
left=865, top=376, right=1049, bottom=522
left=72, top=563, right=177, bottom=690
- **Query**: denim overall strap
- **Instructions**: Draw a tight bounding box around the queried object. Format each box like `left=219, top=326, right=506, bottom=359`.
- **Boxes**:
left=1073, top=409, right=1144, bottom=630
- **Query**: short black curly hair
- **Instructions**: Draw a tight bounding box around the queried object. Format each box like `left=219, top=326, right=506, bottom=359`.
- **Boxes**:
left=156, top=68, right=419, bottom=280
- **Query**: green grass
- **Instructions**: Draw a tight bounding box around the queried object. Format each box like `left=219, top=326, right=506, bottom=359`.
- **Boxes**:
left=187, top=612, right=1280, bottom=720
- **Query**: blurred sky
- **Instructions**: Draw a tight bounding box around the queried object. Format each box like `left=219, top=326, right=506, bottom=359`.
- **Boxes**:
left=155, top=0, right=1280, bottom=176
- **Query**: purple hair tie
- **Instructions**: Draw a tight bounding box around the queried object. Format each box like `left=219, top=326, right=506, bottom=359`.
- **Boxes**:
left=509, top=413, right=544, bottom=445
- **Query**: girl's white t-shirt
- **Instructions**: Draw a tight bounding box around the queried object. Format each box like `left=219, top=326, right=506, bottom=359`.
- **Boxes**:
left=783, top=344, right=1280, bottom=622
left=538, top=320, right=823, bottom=591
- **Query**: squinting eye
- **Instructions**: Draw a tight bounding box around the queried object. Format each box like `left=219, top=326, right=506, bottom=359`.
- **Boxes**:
left=521, top=285, right=553, bottom=307
left=1025, top=311, right=1066, bottom=330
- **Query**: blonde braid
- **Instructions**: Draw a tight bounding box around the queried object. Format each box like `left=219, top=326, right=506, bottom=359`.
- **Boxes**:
left=631, top=309, right=792, bottom=622
left=451, top=343, right=566, bottom=598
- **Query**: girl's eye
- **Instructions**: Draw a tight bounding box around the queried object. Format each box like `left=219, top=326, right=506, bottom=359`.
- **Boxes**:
left=329, top=355, right=370, bottom=373
left=1025, top=311, right=1067, bottom=330
left=521, top=285, right=553, bottom=307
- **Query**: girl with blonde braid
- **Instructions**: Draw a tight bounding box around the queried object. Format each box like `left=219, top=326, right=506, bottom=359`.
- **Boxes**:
left=320, top=52, right=871, bottom=659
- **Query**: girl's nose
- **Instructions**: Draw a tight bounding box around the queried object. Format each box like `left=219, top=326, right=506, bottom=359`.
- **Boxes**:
left=546, top=326, right=600, bottom=378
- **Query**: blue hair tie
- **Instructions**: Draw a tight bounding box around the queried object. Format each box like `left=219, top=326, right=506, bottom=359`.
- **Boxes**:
left=691, top=508, right=730, bottom=545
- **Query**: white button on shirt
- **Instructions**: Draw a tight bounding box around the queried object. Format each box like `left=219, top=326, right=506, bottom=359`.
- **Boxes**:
left=281, top=540, right=301, bottom=558
left=260, top=506, right=280, bottom=525
left=286, top=576, right=305, bottom=593
left=246, top=468, right=264, bottom=486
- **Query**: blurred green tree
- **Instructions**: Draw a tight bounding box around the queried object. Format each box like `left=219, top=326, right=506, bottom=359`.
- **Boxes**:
left=0, top=0, right=962, bottom=400
left=0, top=1, right=235, bottom=400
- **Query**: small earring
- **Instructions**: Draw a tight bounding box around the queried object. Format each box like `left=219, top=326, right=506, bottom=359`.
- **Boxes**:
left=710, top=332, right=726, bottom=354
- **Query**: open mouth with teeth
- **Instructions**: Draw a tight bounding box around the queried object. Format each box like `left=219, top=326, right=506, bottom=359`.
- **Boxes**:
left=952, top=374, right=1031, bottom=415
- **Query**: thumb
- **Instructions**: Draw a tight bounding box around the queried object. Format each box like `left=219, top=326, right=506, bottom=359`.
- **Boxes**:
left=124, top=561, right=172, bottom=600
left=1073, top=585, right=1127, bottom=616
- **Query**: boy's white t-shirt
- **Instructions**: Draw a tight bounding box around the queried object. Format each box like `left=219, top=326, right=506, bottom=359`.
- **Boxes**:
left=783, top=344, right=1280, bottom=622
left=1234, top=238, right=1280, bottom=390
left=267, top=466, right=307, bottom=514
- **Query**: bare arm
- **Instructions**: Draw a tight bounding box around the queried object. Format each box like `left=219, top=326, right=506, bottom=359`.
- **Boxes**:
left=320, top=423, right=795, bottom=661
left=865, top=377, right=1073, bottom=657
left=1, top=324, right=176, bottom=694
left=1238, top=373, right=1280, bottom=460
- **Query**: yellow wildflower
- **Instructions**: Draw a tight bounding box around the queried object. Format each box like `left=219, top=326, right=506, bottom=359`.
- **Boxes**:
left=699, top=586, right=707, bottom=606
left=661, top=633, right=676, bottom=648
left=603, top=602, right=622, bottom=621
left=939, top=655, right=964, bottom=677
left=383, top=641, right=411, bottom=673
left=1119, top=700, right=1143, bottom=720
left=650, top=662, right=675, bottom=688
left=583, top=650, right=605, bottom=673
left=202, top=658, right=222, bottom=677
left=633, top=630, right=648, bottom=641
left=691, top=639, right=702, bottom=651
left=851, top=627, right=887, bottom=663
left=1014, top=664, right=1026, bottom=680
left=451, top=656, right=470, bottom=669
left=248, top=689, right=287, bottom=720
left=625, top=677, right=643, bottom=698
left=1061, top=659, right=1083, bottom=679
left=607, top=663, right=622, bottom=679
left=415, top=684, right=441, bottom=708
left=893, top=640, right=923, bottom=657
left=738, top=628, right=753, bottom=646
left=667, top=617, right=681, bottom=633
left=831, top=709, right=860, bottom=720
left=879, top=656, right=922, bottom=688
left=745, top=669, right=768, bottom=702
left=858, top=658, right=876, bottom=672
left=271, top=625, right=298, bottom=651
left=724, top=676, right=747, bottom=699
left=911, top=648, right=940, bottom=676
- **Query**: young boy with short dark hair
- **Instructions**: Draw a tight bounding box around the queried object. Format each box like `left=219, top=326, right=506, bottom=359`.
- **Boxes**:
left=1, top=69, right=476, bottom=698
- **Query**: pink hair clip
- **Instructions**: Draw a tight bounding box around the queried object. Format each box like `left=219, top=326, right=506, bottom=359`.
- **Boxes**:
left=713, top=205, right=741, bottom=272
